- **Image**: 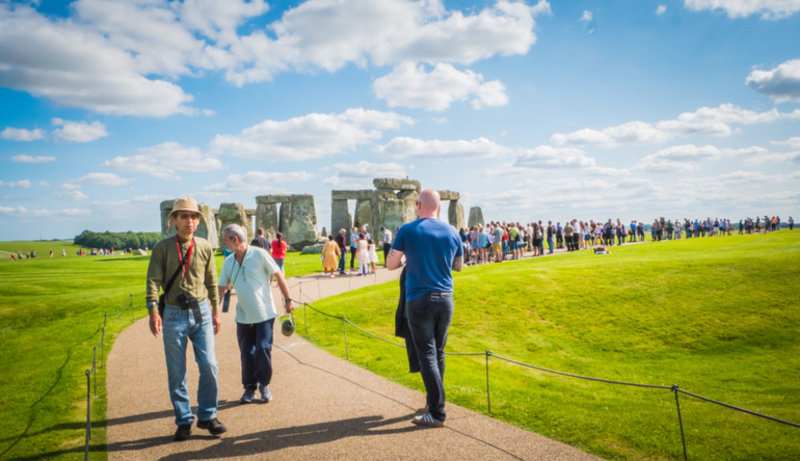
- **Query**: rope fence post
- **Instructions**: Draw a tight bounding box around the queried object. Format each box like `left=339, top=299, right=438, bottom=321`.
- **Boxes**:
left=485, top=350, right=492, bottom=414
left=673, top=385, right=689, bottom=461
left=84, top=370, right=91, bottom=461
left=343, top=316, right=349, bottom=360
left=304, top=302, right=308, bottom=335
left=92, top=346, right=98, bottom=397
left=100, top=326, right=106, bottom=369
left=130, top=296, right=135, bottom=324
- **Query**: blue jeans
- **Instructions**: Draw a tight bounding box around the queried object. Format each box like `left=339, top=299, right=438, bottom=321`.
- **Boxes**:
left=237, top=319, right=275, bottom=389
left=338, top=247, right=347, bottom=273
left=547, top=237, right=554, bottom=253
left=406, top=291, right=454, bottom=422
left=274, top=258, right=285, bottom=272
left=162, top=300, right=218, bottom=426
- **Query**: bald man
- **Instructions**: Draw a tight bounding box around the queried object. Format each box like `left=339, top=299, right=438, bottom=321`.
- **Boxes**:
left=387, top=189, right=463, bottom=427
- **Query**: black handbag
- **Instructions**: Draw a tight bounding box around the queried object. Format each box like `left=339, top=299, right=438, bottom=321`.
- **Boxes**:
left=158, top=263, right=183, bottom=318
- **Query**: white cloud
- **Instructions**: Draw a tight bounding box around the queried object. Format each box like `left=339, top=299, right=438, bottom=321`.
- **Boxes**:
left=38, top=181, right=49, bottom=186
left=373, top=62, right=508, bottom=111
left=225, top=0, right=551, bottom=85
left=51, top=118, right=108, bottom=142
left=745, top=150, right=800, bottom=165
left=104, top=142, right=225, bottom=180
left=0, top=4, right=197, bottom=116
left=551, top=104, right=800, bottom=147
left=10, top=155, right=56, bottom=163
left=74, top=172, right=134, bottom=186
left=0, top=127, right=45, bottom=141
left=376, top=137, right=512, bottom=159
left=57, top=190, right=89, bottom=201
left=514, top=146, right=596, bottom=169
left=746, top=59, right=800, bottom=103
left=210, top=108, right=413, bottom=161
left=633, top=144, right=766, bottom=172
left=61, top=183, right=82, bottom=190
left=684, top=0, right=800, bottom=19
left=580, top=10, right=593, bottom=21
left=772, top=137, right=800, bottom=149
left=322, top=161, right=408, bottom=187
left=656, top=5, right=667, bottom=14
left=205, top=170, right=314, bottom=193
left=0, top=206, right=27, bottom=215
left=2, top=180, right=33, bottom=188
left=59, top=208, right=90, bottom=215
left=584, top=166, right=630, bottom=176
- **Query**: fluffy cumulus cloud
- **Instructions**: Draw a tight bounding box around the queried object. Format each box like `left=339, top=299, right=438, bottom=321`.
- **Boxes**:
left=57, top=190, right=89, bottom=201
left=551, top=104, right=800, bottom=147
left=634, top=144, right=769, bottom=172
left=772, top=137, right=800, bottom=149
left=73, top=172, right=134, bottom=186
left=226, top=0, right=551, bottom=85
left=373, top=62, right=508, bottom=111
left=746, top=58, right=800, bottom=103
left=210, top=109, right=413, bottom=161
left=205, top=170, right=314, bottom=194
left=10, top=155, right=56, bottom=163
left=0, top=127, right=45, bottom=141
left=580, top=10, right=592, bottom=21
left=656, top=5, right=667, bottom=14
left=376, top=136, right=512, bottom=159
left=684, top=0, right=800, bottom=19
left=103, top=142, right=225, bottom=180
left=514, top=146, right=596, bottom=169
left=322, top=161, right=408, bottom=187
left=2, top=180, right=33, bottom=188
left=51, top=118, right=108, bottom=142
left=0, top=0, right=549, bottom=115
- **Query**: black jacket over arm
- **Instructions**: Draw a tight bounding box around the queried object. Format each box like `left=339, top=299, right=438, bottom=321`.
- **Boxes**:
left=394, top=267, right=420, bottom=373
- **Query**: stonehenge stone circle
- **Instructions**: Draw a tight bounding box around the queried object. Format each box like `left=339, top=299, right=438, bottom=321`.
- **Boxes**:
left=160, top=199, right=218, bottom=248
left=218, top=203, right=250, bottom=244
left=281, top=194, right=318, bottom=251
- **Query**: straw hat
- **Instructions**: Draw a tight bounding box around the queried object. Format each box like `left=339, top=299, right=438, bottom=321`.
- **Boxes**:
left=169, top=197, right=201, bottom=217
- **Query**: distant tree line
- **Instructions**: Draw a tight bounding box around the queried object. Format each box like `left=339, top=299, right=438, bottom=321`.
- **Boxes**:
left=74, top=230, right=160, bottom=250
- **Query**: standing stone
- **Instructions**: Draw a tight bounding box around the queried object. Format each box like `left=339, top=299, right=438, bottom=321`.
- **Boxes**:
left=379, top=200, right=406, bottom=234
left=256, top=202, right=279, bottom=240
left=397, top=190, right=419, bottom=224
left=219, top=203, right=249, bottom=245
left=354, top=199, right=372, bottom=229
left=449, top=200, right=466, bottom=230
left=331, top=199, right=352, bottom=235
left=468, top=206, right=485, bottom=228
left=282, top=194, right=318, bottom=251
left=196, top=203, right=218, bottom=248
left=370, top=189, right=398, bottom=233
left=160, top=200, right=176, bottom=240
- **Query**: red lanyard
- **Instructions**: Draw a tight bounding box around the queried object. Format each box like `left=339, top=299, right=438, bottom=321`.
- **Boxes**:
left=175, top=236, right=194, bottom=283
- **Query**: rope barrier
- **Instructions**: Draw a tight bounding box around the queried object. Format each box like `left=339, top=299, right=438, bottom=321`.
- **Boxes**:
left=297, top=298, right=800, bottom=461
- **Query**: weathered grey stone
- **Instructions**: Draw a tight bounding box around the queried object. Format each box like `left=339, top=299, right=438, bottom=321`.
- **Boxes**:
left=468, top=206, right=485, bottom=228
left=160, top=200, right=217, bottom=248
left=354, top=199, right=372, bottom=229
left=331, top=199, right=352, bottom=235
left=256, top=202, right=279, bottom=240
left=377, top=199, right=405, bottom=234
left=397, top=190, right=419, bottom=224
left=438, top=190, right=460, bottom=201
left=245, top=209, right=256, bottom=216
left=282, top=194, right=318, bottom=251
left=197, top=203, right=218, bottom=248
left=136, top=249, right=147, bottom=256
left=448, top=200, right=466, bottom=230
left=256, top=194, right=292, bottom=204
left=321, top=226, right=327, bottom=236
left=369, top=189, right=397, bottom=232
left=372, top=178, right=419, bottom=191
left=219, top=203, right=250, bottom=244
left=300, top=243, right=325, bottom=254
left=331, top=190, right=372, bottom=201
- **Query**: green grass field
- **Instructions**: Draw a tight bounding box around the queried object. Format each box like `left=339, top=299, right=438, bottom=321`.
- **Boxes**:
left=293, top=231, right=800, bottom=461
left=0, top=241, right=373, bottom=461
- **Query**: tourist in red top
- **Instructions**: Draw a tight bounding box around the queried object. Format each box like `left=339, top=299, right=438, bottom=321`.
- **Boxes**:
left=270, top=232, right=288, bottom=282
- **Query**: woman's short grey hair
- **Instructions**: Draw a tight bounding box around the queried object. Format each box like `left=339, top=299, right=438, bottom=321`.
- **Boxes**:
left=223, top=224, right=247, bottom=243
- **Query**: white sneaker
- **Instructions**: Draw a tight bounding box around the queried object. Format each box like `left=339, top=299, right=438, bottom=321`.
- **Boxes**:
left=330, top=274, right=335, bottom=278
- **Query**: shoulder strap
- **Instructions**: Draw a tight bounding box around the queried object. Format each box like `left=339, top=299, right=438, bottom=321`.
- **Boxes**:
left=163, top=240, right=190, bottom=296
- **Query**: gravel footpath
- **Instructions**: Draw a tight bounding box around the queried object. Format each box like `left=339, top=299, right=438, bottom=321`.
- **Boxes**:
left=107, top=256, right=601, bottom=460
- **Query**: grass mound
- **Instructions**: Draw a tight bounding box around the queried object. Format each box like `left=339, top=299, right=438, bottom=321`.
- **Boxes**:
left=295, top=232, right=800, bottom=461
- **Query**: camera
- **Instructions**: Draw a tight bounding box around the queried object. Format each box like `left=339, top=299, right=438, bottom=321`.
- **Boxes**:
left=176, top=293, right=193, bottom=310
left=222, top=290, right=231, bottom=313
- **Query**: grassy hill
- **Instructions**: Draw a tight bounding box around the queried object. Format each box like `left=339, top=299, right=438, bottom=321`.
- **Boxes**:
left=293, top=231, right=800, bottom=461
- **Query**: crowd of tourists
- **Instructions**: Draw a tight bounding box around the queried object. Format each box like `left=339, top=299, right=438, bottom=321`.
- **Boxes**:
left=454, top=215, right=794, bottom=265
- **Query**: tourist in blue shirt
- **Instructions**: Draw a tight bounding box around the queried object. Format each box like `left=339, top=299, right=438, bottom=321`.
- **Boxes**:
left=349, top=226, right=358, bottom=271
left=387, top=189, right=463, bottom=428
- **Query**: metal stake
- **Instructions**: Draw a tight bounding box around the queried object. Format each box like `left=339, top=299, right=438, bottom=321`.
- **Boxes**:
left=101, top=327, right=106, bottom=369
left=84, top=370, right=91, bottom=461
left=343, top=317, right=349, bottom=360
left=92, top=347, right=98, bottom=397
left=485, top=350, right=492, bottom=414
left=303, top=302, right=308, bottom=335
left=673, top=385, right=688, bottom=461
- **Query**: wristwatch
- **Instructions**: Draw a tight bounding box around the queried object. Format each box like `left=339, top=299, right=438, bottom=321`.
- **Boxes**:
left=284, top=298, right=292, bottom=304
left=146, top=301, right=158, bottom=312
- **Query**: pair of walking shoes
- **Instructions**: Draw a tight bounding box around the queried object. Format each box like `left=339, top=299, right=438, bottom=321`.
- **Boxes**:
left=174, top=418, right=227, bottom=441
left=240, top=385, right=273, bottom=404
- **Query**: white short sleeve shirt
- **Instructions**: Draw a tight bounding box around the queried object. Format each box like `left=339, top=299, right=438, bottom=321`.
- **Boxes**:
left=218, top=246, right=281, bottom=324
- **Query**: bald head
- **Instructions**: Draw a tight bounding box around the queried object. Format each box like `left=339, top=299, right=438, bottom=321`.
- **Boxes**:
left=418, top=189, right=440, bottom=218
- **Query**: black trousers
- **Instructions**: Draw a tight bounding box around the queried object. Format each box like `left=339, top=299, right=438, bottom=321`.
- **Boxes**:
left=350, top=247, right=356, bottom=269
left=383, top=243, right=392, bottom=264
left=237, top=319, right=275, bottom=390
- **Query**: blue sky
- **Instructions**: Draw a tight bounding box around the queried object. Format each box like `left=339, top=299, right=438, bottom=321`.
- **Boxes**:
left=1, top=0, right=799, bottom=241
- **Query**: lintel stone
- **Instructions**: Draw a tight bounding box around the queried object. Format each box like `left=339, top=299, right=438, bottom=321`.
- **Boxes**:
left=331, top=190, right=373, bottom=201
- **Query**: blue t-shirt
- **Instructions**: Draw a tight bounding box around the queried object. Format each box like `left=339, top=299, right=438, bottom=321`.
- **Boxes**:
left=392, top=218, right=463, bottom=302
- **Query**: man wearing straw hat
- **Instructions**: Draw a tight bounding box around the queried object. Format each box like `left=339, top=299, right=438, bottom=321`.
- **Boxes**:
left=145, top=197, right=225, bottom=441
left=217, top=224, right=295, bottom=405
